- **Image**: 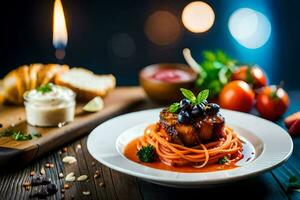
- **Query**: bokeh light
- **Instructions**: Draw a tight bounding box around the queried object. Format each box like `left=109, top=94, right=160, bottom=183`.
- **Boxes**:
left=182, top=1, right=215, bottom=33
left=144, top=11, right=182, bottom=46
left=228, top=8, right=271, bottom=49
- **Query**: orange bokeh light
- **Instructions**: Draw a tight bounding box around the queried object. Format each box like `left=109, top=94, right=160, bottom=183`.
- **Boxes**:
left=182, top=1, right=215, bottom=33
left=144, top=11, right=182, bottom=46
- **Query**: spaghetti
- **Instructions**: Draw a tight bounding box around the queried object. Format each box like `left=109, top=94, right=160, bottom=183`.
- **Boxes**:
left=136, top=123, right=243, bottom=168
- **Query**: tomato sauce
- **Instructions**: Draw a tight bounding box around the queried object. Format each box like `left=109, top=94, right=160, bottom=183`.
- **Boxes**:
left=124, top=138, right=238, bottom=173
left=150, top=69, right=193, bottom=83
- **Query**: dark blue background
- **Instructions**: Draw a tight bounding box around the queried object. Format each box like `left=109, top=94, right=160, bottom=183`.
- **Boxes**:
left=2, top=0, right=299, bottom=89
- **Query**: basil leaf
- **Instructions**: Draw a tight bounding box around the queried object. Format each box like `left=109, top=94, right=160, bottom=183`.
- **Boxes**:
left=196, top=89, right=209, bottom=104
left=180, top=88, right=196, bottom=103
left=169, top=103, right=180, bottom=113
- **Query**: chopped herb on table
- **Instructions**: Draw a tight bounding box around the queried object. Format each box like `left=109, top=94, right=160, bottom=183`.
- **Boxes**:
left=288, top=175, right=300, bottom=192
left=36, top=83, right=53, bottom=94
left=0, top=129, right=41, bottom=141
left=137, top=145, right=157, bottom=163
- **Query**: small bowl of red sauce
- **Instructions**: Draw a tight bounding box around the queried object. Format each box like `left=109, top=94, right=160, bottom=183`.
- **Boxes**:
left=139, top=63, right=197, bottom=103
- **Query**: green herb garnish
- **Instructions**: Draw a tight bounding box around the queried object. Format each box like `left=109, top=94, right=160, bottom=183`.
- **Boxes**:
left=288, top=175, right=300, bottom=192
left=12, top=131, right=32, bottom=141
left=0, top=129, right=41, bottom=141
left=169, top=89, right=209, bottom=113
left=180, top=88, right=197, bottom=103
left=137, top=145, right=157, bottom=163
left=169, top=102, right=180, bottom=113
left=218, top=156, right=229, bottom=164
left=180, top=88, right=209, bottom=105
left=36, top=83, right=53, bottom=94
left=196, top=50, right=237, bottom=97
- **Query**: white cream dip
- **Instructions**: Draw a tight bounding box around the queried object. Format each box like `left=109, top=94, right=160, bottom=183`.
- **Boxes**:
left=24, top=83, right=76, bottom=127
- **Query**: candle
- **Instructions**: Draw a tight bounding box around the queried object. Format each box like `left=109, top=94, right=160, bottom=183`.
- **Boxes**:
left=53, top=0, right=68, bottom=60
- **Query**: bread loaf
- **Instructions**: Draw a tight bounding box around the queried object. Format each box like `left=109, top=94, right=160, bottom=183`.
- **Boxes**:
left=55, top=68, right=116, bottom=101
left=1, top=64, right=116, bottom=104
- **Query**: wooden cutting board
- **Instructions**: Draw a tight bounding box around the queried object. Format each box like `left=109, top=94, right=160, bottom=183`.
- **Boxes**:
left=0, top=87, right=146, bottom=169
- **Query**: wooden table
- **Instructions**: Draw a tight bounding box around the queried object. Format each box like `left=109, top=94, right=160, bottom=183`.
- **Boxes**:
left=1, top=88, right=299, bottom=200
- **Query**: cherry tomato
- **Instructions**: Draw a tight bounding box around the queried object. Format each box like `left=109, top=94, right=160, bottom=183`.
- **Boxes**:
left=231, top=65, right=267, bottom=89
left=219, top=80, right=255, bottom=112
left=285, top=112, right=300, bottom=128
left=256, top=85, right=289, bottom=121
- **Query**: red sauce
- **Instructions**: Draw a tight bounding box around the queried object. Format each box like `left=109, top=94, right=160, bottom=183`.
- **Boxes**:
left=150, top=69, right=192, bottom=83
left=124, top=138, right=238, bottom=173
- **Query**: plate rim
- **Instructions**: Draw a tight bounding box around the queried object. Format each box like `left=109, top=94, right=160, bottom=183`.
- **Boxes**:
left=87, top=108, right=293, bottom=185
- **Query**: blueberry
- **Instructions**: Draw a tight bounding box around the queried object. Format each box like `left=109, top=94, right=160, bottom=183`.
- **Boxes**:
left=178, top=110, right=190, bottom=124
left=179, top=99, right=191, bottom=109
left=191, top=103, right=206, bottom=117
left=46, top=183, right=58, bottom=194
left=206, top=103, right=220, bottom=115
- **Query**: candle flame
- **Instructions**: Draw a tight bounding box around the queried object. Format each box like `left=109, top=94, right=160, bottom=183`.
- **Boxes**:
left=53, top=0, right=68, bottom=49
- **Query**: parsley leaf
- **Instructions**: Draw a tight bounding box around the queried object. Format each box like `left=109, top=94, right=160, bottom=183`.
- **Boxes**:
left=218, top=156, right=229, bottom=164
left=288, top=175, right=300, bottom=192
left=180, top=88, right=196, bottom=104
left=137, top=145, right=157, bottom=163
left=196, top=89, right=209, bottom=104
left=290, top=176, right=298, bottom=183
left=0, top=129, right=41, bottom=141
left=36, top=83, right=53, bottom=94
left=169, top=103, right=180, bottom=113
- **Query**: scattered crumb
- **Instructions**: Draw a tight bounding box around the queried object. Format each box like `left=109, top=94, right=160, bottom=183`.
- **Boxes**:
left=99, top=182, right=105, bottom=187
left=93, top=174, right=99, bottom=179
left=61, top=188, right=65, bottom=193
left=58, top=122, right=67, bottom=128
left=91, top=161, right=95, bottom=166
left=65, top=172, right=75, bottom=182
left=23, top=181, right=31, bottom=187
left=45, top=163, right=50, bottom=168
left=82, top=191, right=91, bottom=196
left=59, top=172, right=64, bottom=178
left=40, top=167, right=45, bottom=175
left=62, top=156, right=77, bottom=164
left=50, top=163, right=55, bottom=168
left=58, top=150, right=62, bottom=155
left=63, top=184, right=70, bottom=189
left=76, top=144, right=81, bottom=149
left=77, top=175, right=88, bottom=182
left=62, top=147, right=67, bottom=153
left=30, top=171, right=35, bottom=176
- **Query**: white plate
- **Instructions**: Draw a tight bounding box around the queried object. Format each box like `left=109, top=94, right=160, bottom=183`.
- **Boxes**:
left=87, top=108, right=293, bottom=188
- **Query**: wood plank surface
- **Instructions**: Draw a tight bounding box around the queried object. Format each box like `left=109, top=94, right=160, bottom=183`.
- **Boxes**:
left=0, top=87, right=146, bottom=168
left=0, top=87, right=299, bottom=200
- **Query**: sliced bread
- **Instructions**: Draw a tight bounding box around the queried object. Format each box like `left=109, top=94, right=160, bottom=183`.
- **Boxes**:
left=16, top=65, right=30, bottom=101
left=55, top=68, right=116, bottom=101
left=3, top=70, right=20, bottom=104
left=0, top=80, right=4, bottom=104
left=29, top=63, right=42, bottom=90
